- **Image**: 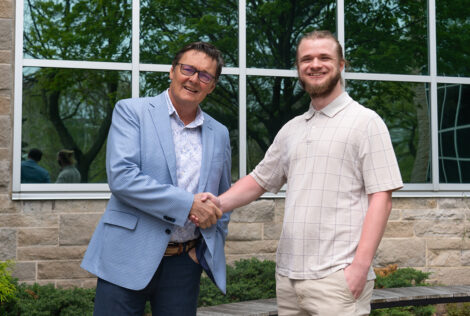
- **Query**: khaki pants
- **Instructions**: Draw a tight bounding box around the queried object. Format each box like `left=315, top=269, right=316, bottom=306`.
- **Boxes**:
left=276, top=270, right=374, bottom=316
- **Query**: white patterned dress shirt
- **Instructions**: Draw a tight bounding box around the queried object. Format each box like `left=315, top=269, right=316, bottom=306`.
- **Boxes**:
left=165, top=90, right=203, bottom=242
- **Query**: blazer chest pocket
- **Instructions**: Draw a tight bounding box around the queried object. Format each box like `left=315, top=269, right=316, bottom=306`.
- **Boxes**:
left=103, top=210, right=138, bottom=231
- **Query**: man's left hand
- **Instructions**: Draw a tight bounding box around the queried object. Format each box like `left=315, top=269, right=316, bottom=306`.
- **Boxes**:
left=344, top=263, right=369, bottom=299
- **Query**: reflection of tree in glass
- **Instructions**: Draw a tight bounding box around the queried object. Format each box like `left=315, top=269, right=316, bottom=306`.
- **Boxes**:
left=23, top=0, right=470, bottom=183
left=23, top=0, right=132, bottom=182
left=141, top=0, right=336, bottom=173
left=436, top=0, right=470, bottom=77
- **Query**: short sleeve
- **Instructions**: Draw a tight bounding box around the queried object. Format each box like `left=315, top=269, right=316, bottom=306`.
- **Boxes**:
left=360, top=115, right=403, bottom=194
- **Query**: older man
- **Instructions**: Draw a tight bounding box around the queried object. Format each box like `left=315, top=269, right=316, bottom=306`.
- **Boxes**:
left=82, top=42, right=231, bottom=316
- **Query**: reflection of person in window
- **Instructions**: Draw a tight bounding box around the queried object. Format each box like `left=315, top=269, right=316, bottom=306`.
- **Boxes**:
left=56, top=149, right=81, bottom=183
left=21, top=148, right=51, bottom=183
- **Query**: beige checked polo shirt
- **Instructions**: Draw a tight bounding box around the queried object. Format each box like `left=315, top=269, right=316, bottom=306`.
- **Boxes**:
left=251, top=92, right=403, bottom=280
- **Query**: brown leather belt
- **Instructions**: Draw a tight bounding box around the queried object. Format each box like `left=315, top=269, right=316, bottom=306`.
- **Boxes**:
left=164, top=239, right=198, bottom=256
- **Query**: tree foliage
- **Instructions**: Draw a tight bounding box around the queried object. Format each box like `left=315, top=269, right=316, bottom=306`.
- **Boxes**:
left=22, top=0, right=470, bottom=183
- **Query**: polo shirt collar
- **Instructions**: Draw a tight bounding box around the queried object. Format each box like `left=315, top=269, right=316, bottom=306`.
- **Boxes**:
left=304, top=91, right=351, bottom=120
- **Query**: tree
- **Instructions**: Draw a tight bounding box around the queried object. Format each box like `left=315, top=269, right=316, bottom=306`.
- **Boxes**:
left=23, top=0, right=132, bottom=182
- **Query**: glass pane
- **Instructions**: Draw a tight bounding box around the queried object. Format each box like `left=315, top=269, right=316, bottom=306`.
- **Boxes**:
left=436, top=0, right=470, bottom=77
left=347, top=80, right=431, bottom=183
left=140, top=0, right=238, bottom=67
left=246, top=76, right=310, bottom=170
left=438, top=84, right=470, bottom=183
left=140, top=72, right=239, bottom=181
left=21, top=67, right=131, bottom=183
left=247, top=0, right=336, bottom=69
left=345, top=0, right=428, bottom=75
left=23, top=0, right=132, bottom=62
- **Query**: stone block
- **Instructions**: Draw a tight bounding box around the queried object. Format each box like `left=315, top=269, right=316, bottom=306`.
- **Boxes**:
left=414, top=221, right=465, bottom=237
left=438, top=198, right=470, bottom=210
left=464, top=239, right=470, bottom=249
left=0, top=228, right=15, bottom=260
left=0, top=116, right=12, bottom=148
left=18, top=227, right=59, bottom=246
left=230, top=200, right=275, bottom=223
left=263, top=222, right=283, bottom=240
left=227, top=222, right=262, bottom=241
left=17, top=246, right=87, bottom=260
left=388, top=209, right=401, bottom=220
left=225, top=240, right=278, bottom=255
left=383, top=221, right=414, bottom=238
left=0, top=50, right=10, bottom=64
left=11, top=261, right=36, bottom=281
left=59, top=213, right=101, bottom=245
left=428, top=250, right=461, bottom=267
left=53, top=199, right=107, bottom=213
left=226, top=254, right=276, bottom=266
left=56, top=278, right=97, bottom=289
left=462, top=250, right=470, bottom=266
left=0, top=95, right=10, bottom=115
left=0, top=160, right=10, bottom=189
left=426, top=238, right=465, bottom=250
left=23, top=200, right=54, bottom=214
left=0, top=193, right=20, bottom=213
left=0, top=19, right=12, bottom=49
left=0, top=147, right=9, bottom=160
left=393, top=198, right=437, bottom=210
left=426, top=267, right=470, bottom=286
left=37, top=261, right=93, bottom=279
left=0, top=64, right=11, bottom=90
left=403, top=209, right=464, bottom=221
left=274, top=199, right=285, bottom=222
left=0, top=213, right=58, bottom=228
left=0, top=1, right=13, bottom=18
left=375, top=238, right=426, bottom=267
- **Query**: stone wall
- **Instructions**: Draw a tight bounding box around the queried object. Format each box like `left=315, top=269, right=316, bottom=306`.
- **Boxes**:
left=3, top=196, right=470, bottom=288
left=0, top=0, right=13, bottom=187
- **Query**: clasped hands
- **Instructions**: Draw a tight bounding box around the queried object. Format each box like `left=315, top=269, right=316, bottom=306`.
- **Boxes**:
left=188, top=193, right=221, bottom=229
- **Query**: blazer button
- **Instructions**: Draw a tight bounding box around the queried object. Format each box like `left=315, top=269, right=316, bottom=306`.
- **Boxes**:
left=165, top=229, right=171, bottom=235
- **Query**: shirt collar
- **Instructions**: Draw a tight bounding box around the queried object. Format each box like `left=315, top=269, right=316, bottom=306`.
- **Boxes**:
left=304, top=91, right=351, bottom=120
left=165, top=89, right=204, bottom=128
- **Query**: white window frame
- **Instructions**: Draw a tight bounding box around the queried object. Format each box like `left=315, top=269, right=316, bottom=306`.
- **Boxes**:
left=12, top=0, right=470, bottom=199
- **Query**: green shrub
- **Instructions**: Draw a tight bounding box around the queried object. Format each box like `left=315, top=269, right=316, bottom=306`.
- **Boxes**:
left=374, top=268, right=431, bottom=289
left=198, top=258, right=276, bottom=307
left=446, top=302, right=470, bottom=316
left=0, top=261, right=17, bottom=304
left=371, top=268, right=435, bottom=316
left=1, top=283, right=95, bottom=316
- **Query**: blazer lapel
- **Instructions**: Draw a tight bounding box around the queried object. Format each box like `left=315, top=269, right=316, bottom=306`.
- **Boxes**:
left=148, top=95, right=178, bottom=185
left=198, top=114, right=214, bottom=193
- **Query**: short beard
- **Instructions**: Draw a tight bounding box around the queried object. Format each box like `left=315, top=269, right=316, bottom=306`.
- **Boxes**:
left=298, top=70, right=342, bottom=98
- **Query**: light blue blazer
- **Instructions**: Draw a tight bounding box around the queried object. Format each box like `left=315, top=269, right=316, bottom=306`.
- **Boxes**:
left=81, top=92, right=232, bottom=293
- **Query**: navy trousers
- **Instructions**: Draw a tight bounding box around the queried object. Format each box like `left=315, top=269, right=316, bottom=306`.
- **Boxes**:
left=93, top=252, right=203, bottom=316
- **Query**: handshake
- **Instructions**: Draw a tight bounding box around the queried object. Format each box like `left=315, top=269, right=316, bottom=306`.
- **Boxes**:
left=188, top=192, right=223, bottom=229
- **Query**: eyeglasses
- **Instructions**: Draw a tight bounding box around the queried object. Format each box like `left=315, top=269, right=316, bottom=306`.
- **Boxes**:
left=177, top=63, right=215, bottom=84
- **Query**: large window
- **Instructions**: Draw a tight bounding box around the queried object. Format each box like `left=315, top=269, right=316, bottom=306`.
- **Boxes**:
left=13, top=0, right=470, bottom=199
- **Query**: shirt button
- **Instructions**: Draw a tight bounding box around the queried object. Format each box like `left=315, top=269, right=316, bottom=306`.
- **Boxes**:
left=165, top=229, right=171, bottom=235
